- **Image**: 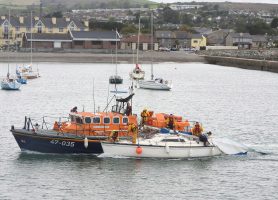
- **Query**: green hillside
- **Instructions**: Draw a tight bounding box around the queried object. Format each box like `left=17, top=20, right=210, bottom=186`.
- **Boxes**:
left=0, top=0, right=39, bottom=6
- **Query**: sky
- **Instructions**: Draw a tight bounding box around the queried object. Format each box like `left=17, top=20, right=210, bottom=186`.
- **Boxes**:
left=152, top=0, right=278, bottom=4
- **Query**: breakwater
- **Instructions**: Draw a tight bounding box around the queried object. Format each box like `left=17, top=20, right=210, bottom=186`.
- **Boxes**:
left=200, top=49, right=278, bottom=73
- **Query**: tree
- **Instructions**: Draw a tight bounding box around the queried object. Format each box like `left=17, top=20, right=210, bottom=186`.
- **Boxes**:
left=271, top=18, right=278, bottom=29
left=162, top=7, right=179, bottom=24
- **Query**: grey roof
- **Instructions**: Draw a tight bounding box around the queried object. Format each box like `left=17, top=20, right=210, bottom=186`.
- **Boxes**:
left=191, top=34, right=203, bottom=39
left=0, top=16, right=85, bottom=28
left=155, top=31, right=175, bottom=39
left=25, top=33, right=72, bottom=41
left=229, top=33, right=252, bottom=38
left=70, top=31, right=120, bottom=41
left=251, top=35, right=267, bottom=42
left=174, top=31, right=191, bottom=39
left=193, top=27, right=212, bottom=35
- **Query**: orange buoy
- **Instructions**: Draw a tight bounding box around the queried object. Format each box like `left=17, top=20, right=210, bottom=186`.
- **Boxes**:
left=136, top=146, right=142, bottom=155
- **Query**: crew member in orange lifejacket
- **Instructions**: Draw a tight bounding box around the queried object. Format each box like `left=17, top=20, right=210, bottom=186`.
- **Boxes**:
left=166, top=114, right=175, bottom=130
left=192, top=122, right=203, bottom=137
left=109, top=130, right=119, bottom=142
left=128, top=123, right=138, bottom=144
left=140, top=109, right=149, bottom=125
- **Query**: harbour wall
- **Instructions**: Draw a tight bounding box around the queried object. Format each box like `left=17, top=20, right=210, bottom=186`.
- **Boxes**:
left=203, top=55, right=278, bottom=73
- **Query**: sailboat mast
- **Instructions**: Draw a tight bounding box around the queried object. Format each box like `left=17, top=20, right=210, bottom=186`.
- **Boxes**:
left=115, top=29, right=118, bottom=76
left=30, top=11, right=33, bottom=66
left=151, top=11, right=154, bottom=80
left=7, top=9, right=11, bottom=76
left=136, top=16, right=140, bottom=65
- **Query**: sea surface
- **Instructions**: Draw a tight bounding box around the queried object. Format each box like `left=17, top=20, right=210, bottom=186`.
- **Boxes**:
left=0, top=62, right=277, bottom=200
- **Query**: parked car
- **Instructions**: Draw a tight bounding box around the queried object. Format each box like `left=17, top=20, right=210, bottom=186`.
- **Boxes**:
left=159, top=47, right=170, bottom=52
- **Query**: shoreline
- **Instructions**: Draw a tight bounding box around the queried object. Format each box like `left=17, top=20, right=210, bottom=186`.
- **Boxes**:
left=0, top=51, right=206, bottom=63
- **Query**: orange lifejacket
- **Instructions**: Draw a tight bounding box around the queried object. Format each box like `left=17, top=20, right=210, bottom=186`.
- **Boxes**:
left=193, top=124, right=202, bottom=136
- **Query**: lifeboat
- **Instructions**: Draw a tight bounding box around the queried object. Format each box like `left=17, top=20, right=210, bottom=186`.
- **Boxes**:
left=144, top=111, right=192, bottom=133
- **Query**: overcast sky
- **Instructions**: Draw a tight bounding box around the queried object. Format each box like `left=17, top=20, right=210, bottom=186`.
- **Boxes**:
left=152, top=0, right=278, bottom=4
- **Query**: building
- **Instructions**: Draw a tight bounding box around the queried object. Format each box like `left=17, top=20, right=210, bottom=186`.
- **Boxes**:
left=225, top=33, right=252, bottom=49
left=155, top=31, right=175, bottom=48
left=70, top=31, right=119, bottom=49
left=120, top=34, right=158, bottom=51
left=169, top=4, right=203, bottom=11
left=191, top=34, right=207, bottom=49
left=174, top=31, right=191, bottom=48
left=251, top=35, right=267, bottom=49
left=0, top=15, right=89, bottom=46
left=22, top=33, right=72, bottom=49
left=207, top=29, right=234, bottom=46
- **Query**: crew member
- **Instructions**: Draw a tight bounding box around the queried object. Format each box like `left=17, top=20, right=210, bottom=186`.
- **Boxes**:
left=140, top=108, right=149, bottom=125
left=128, top=123, right=138, bottom=144
left=192, top=122, right=203, bottom=137
left=109, top=130, right=119, bottom=142
left=125, top=102, right=132, bottom=116
left=166, top=114, right=175, bottom=130
left=70, top=106, right=78, bottom=113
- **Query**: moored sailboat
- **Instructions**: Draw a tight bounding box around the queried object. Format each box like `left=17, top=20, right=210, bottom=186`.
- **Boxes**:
left=138, top=12, right=172, bottom=90
left=130, top=16, right=145, bottom=80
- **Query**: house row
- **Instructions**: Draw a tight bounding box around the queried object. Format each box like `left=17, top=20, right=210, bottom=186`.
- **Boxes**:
left=21, top=31, right=160, bottom=51
left=0, top=15, right=89, bottom=46
left=207, top=29, right=273, bottom=49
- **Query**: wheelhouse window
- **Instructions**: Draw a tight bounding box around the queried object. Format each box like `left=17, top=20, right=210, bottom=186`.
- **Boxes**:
left=122, top=117, right=128, bottom=125
left=76, top=117, right=83, bottom=124
left=84, top=117, right=91, bottom=124
left=113, top=117, right=120, bottom=124
left=93, top=117, right=101, bottom=124
left=103, top=117, right=110, bottom=124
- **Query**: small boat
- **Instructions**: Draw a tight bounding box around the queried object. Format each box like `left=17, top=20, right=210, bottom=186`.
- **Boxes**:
left=1, top=75, right=21, bottom=90
left=109, top=75, right=123, bottom=84
left=19, top=65, right=40, bottom=79
left=16, top=69, right=27, bottom=84
left=130, top=16, right=145, bottom=80
left=101, top=133, right=223, bottom=158
left=138, top=78, right=172, bottom=90
left=138, top=12, right=172, bottom=90
left=10, top=93, right=137, bottom=154
left=130, top=64, right=145, bottom=80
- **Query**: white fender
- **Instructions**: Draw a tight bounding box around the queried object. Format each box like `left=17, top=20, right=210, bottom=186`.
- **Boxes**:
left=84, top=137, right=88, bottom=148
left=165, top=143, right=170, bottom=153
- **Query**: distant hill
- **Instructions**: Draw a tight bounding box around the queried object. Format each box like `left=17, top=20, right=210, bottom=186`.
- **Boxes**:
left=41, top=0, right=154, bottom=8
left=209, top=2, right=278, bottom=12
left=0, top=0, right=39, bottom=6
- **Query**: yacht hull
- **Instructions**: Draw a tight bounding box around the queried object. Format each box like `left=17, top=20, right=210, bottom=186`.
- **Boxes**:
left=101, top=142, right=222, bottom=158
left=138, top=80, right=172, bottom=90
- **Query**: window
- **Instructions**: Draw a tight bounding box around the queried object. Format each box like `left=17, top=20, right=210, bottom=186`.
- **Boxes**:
left=92, top=41, right=102, bottom=45
left=59, top=28, right=64, bottom=32
left=93, top=117, right=100, bottom=124
left=26, top=27, right=31, bottom=32
left=16, top=27, right=20, bottom=31
left=76, top=117, right=83, bottom=124
left=84, top=117, right=91, bottom=124
left=161, top=139, right=181, bottom=142
left=103, top=117, right=110, bottom=124
left=111, top=41, right=116, bottom=45
left=123, top=117, right=128, bottom=125
left=193, top=40, right=198, bottom=43
left=74, top=41, right=84, bottom=46
left=113, top=117, right=120, bottom=124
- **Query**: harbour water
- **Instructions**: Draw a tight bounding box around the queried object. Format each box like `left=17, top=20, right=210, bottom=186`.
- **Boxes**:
left=0, top=62, right=278, bottom=200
